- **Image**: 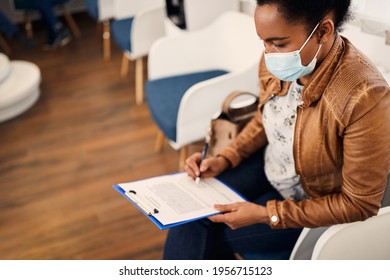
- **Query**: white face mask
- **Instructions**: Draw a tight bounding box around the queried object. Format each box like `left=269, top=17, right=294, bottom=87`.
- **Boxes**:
left=264, top=22, right=323, bottom=82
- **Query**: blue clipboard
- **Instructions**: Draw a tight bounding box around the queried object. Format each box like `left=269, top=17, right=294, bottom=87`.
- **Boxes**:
left=113, top=174, right=247, bottom=230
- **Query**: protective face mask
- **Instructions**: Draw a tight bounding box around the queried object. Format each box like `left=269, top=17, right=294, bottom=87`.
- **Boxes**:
left=264, top=22, right=323, bottom=82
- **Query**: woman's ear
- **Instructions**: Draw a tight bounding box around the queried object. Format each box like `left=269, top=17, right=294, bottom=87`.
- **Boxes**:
left=317, top=18, right=335, bottom=44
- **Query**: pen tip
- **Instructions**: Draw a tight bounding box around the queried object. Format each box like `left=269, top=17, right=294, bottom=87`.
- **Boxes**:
left=195, top=177, right=200, bottom=185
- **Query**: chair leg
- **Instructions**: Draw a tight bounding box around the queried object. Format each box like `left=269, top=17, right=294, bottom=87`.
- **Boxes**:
left=135, top=57, right=144, bottom=105
left=179, top=146, right=189, bottom=171
left=120, top=53, right=130, bottom=78
left=0, top=34, right=11, bottom=56
left=24, top=12, right=33, bottom=39
left=61, top=6, right=81, bottom=38
left=155, top=130, right=165, bottom=152
left=102, top=20, right=111, bottom=61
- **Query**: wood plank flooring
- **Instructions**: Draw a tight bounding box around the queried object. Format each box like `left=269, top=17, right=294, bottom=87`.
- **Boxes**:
left=0, top=12, right=185, bottom=259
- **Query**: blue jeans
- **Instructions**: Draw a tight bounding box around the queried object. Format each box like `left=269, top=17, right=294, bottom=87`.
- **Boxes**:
left=0, top=11, right=18, bottom=38
left=163, top=148, right=302, bottom=260
left=33, top=0, right=61, bottom=40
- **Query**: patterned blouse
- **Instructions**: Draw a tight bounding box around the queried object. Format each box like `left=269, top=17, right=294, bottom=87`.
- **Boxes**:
left=262, top=81, right=308, bottom=201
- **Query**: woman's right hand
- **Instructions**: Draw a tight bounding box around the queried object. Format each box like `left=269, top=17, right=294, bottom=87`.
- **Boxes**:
left=184, top=152, right=230, bottom=180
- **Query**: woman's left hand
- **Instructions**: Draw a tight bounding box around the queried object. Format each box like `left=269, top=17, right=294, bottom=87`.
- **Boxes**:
left=209, top=202, right=268, bottom=230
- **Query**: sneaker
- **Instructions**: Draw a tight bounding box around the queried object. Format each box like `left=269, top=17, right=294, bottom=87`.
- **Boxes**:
left=43, top=28, right=72, bottom=51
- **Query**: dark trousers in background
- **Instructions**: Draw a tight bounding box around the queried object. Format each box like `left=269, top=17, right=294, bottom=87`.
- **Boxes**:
left=0, top=11, right=18, bottom=38
left=33, top=0, right=61, bottom=40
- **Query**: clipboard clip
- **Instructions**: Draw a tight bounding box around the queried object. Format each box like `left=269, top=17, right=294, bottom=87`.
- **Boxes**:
left=126, top=190, right=159, bottom=216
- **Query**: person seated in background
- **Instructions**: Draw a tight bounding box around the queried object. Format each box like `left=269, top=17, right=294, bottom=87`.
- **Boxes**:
left=164, top=0, right=390, bottom=259
left=0, top=10, right=34, bottom=48
left=32, top=0, right=72, bottom=50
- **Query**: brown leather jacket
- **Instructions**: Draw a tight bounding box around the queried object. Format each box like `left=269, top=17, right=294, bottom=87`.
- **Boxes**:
left=220, top=35, right=390, bottom=229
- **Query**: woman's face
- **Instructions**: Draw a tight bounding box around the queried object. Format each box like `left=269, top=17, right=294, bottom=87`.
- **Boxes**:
left=254, top=4, right=321, bottom=67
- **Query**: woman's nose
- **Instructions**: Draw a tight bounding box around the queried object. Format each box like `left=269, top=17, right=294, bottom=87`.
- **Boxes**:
left=263, top=43, right=276, bottom=54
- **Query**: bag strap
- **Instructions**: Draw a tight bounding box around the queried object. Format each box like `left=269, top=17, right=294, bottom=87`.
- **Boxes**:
left=221, top=91, right=259, bottom=122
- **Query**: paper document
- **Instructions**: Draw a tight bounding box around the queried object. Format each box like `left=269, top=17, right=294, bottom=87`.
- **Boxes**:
left=114, top=173, right=246, bottom=229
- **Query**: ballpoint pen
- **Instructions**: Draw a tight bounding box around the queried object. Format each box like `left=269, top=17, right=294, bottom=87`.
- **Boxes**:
left=195, top=139, right=209, bottom=185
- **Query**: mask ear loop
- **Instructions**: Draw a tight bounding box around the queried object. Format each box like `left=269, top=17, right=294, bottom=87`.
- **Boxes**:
left=313, top=40, right=323, bottom=58
left=298, top=22, right=321, bottom=53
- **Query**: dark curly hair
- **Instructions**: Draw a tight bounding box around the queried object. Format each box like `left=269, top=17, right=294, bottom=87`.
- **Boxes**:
left=256, top=0, right=353, bottom=33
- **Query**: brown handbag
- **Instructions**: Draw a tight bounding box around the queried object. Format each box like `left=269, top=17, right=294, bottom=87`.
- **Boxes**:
left=207, top=91, right=259, bottom=157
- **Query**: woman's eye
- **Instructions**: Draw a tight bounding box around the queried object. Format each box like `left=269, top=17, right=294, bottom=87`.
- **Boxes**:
left=274, top=43, right=286, bottom=48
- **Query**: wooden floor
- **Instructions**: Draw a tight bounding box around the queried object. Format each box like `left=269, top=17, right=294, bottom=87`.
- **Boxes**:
left=0, top=12, right=186, bottom=259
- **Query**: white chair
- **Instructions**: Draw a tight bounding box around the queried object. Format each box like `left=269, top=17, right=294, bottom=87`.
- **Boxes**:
left=111, top=0, right=166, bottom=105
left=312, top=206, right=390, bottom=259
left=290, top=173, right=390, bottom=260
left=239, top=0, right=257, bottom=16
left=146, top=11, right=262, bottom=168
left=341, top=23, right=390, bottom=84
left=84, top=0, right=114, bottom=60
left=183, top=0, right=240, bottom=31
left=351, top=0, right=390, bottom=34
left=0, top=53, right=41, bottom=123
left=289, top=206, right=390, bottom=260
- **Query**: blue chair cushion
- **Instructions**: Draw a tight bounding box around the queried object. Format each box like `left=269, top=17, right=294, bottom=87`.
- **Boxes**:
left=84, top=0, right=98, bottom=20
left=146, top=70, right=228, bottom=142
left=111, top=18, right=134, bottom=52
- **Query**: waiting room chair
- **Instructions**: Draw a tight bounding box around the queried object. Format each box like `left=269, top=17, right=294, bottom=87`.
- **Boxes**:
left=111, top=0, right=166, bottom=105
left=306, top=206, right=390, bottom=259
left=239, top=0, right=257, bottom=16
left=146, top=11, right=262, bottom=169
left=183, top=0, right=240, bottom=31
left=84, top=0, right=113, bottom=60
left=341, top=23, right=390, bottom=84
left=10, top=0, right=81, bottom=39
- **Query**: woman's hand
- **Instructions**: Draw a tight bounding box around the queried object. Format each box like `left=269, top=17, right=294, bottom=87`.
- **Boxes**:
left=184, top=153, right=230, bottom=179
left=209, top=202, right=269, bottom=230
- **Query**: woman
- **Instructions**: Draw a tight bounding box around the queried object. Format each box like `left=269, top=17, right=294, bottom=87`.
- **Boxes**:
left=163, top=0, right=390, bottom=259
